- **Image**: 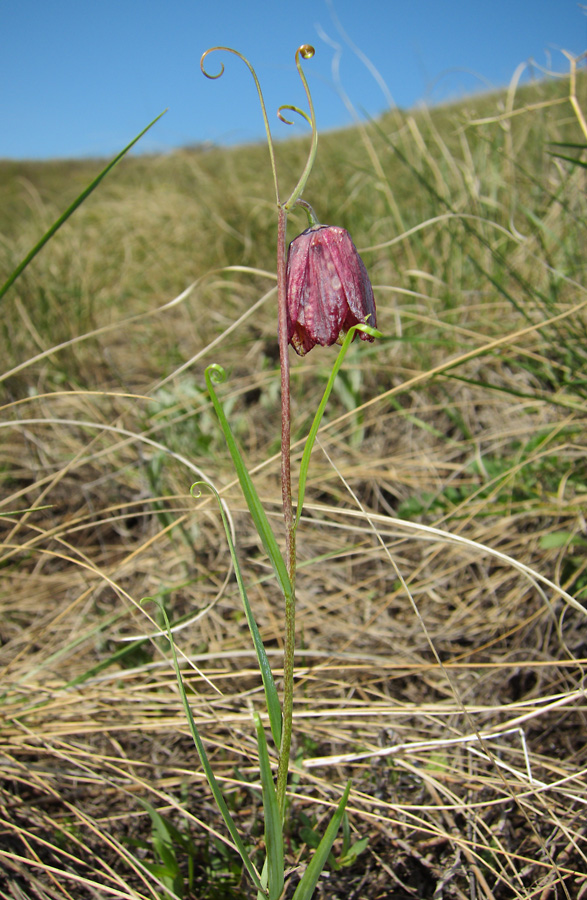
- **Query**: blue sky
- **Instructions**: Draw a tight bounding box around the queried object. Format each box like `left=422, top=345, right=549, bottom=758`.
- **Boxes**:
left=1, top=0, right=585, bottom=159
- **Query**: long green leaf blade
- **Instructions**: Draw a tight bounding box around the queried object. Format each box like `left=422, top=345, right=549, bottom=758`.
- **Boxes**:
left=145, top=598, right=266, bottom=895
left=205, top=364, right=292, bottom=598
left=292, top=782, right=351, bottom=900
left=254, top=713, right=284, bottom=900
left=193, top=482, right=282, bottom=748
left=0, top=110, right=167, bottom=302
left=547, top=150, right=587, bottom=169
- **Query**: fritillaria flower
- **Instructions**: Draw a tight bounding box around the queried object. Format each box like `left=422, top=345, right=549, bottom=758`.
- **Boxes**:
left=286, top=224, right=377, bottom=356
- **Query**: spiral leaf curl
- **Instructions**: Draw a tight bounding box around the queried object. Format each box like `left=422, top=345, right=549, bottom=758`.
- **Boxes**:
left=200, top=44, right=318, bottom=210
left=201, top=46, right=280, bottom=204
left=284, top=45, right=318, bottom=210
left=277, top=105, right=312, bottom=128
left=205, top=362, right=226, bottom=385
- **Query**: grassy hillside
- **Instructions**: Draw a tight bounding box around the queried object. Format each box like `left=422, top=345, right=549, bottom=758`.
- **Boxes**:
left=1, top=56, right=586, bottom=899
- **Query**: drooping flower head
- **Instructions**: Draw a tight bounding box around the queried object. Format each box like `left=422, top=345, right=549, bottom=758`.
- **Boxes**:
left=286, top=224, right=377, bottom=356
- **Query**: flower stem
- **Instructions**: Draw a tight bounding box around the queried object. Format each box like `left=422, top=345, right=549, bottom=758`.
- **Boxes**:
left=295, top=198, right=320, bottom=227
left=276, top=204, right=296, bottom=816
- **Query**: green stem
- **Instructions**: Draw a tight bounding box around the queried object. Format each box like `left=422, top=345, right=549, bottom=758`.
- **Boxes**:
left=200, top=39, right=319, bottom=824
left=283, top=46, right=318, bottom=211
left=276, top=204, right=296, bottom=816
left=295, top=199, right=320, bottom=227
left=274, top=46, right=318, bottom=815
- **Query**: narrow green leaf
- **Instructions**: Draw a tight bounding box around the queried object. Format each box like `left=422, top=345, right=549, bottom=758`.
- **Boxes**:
left=299, top=826, right=321, bottom=850
left=547, top=139, right=587, bottom=167
left=296, top=323, right=382, bottom=528
left=205, top=365, right=292, bottom=599
left=292, top=781, right=351, bottom=900
left=254, top=713, right=284, bottom=900
left=257, top=858, right=269, bottom=900
left=547, top=150, right=587, bottom=169
left=548, top=140, right=587, bottom=149
left=338, top=835, right=369, bottom=866
left=137, top=796, right=197, bottom=855
left=144, top=598, right=266, bottom=896
left=192, top=482, right=282, bottom=749
left=341, top=810, right=350, bottom=857
left=134, top=798, right=183, bottom=894
left=137, top=796, right=173, bottom=844
left=0, top=110, right=167, bottom=303
left=0, top=505, right=53, bottom=517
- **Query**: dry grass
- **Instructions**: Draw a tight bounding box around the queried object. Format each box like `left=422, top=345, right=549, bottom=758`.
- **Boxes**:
left=1, top=54, right=586, bottom=899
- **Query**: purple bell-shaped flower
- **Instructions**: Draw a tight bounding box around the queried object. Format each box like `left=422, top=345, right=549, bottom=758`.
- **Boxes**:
left=286, top=224, right=377, bottom=356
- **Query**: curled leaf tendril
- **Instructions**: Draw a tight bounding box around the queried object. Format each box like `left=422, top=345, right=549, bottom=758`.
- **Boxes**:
left=200, top=47, right=280, bottom=205
left=355, top=322, right=383, bottom=339
left=140, top=596, right=160, bottom=610
left=283, top=45, right=318, bottom=210
left=205, top=363, right=227, bottom=385
left=200, top=50, right=225, bottom=80
left=200, top=44, right=318, bottom=209
left=190, top=483, right=204, bottom=500
left=277, top=105, right=312, bottom=128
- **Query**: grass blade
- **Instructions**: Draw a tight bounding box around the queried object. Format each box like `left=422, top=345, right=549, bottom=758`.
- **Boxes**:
left=547, top=150, right=587, bottom=169
left=144, top=597, right=266, bottom=896
left=254, top=712, right=284, bottom=900
left=547, top=140, right=587, bottom=168
left=191, top=482, right=282, bottom=749
left=291, top=781, right=351, bottom=900
left=205, top=364, right=292, bottom=599
left=0, top=110, right=167, bottom=302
